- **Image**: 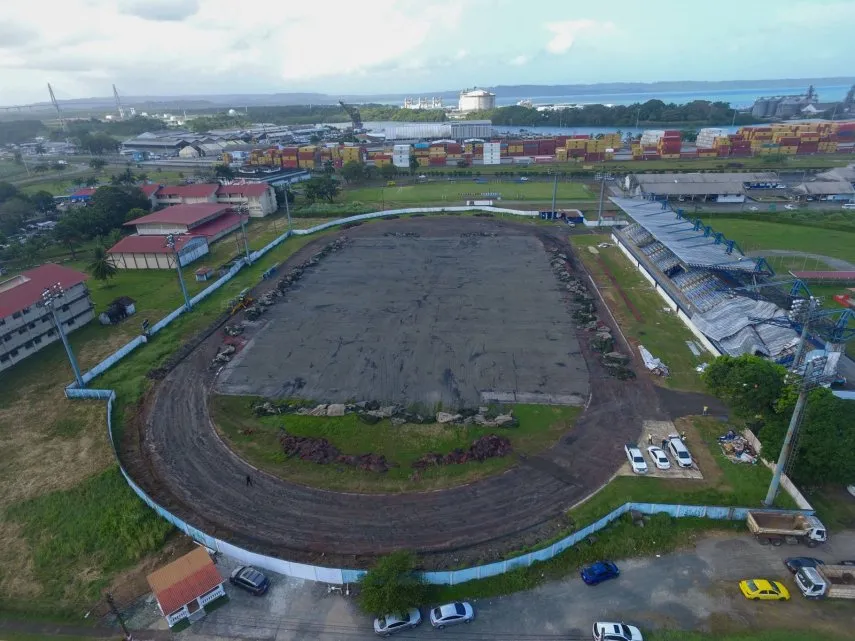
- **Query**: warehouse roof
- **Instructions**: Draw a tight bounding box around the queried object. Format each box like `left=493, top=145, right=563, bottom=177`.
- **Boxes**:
left=125, top=203, right=229, bottom=227
left=611, top=197, right=766, bottom=273
left=816, top=165, right=855, bottom=183
left=793, top=181, right=855, bottom=196
left=632, top=172, right=778, bottom=185
left=0, top=264, right=88, bottom=318
left=639, top=182, right=748, bottom=196
left=147, top=548, right=223, bottom=617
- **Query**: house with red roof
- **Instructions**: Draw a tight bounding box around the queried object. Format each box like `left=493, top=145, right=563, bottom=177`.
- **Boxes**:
left=146, top=547, right=226, bottom=628
left=107, top=234, right=210, bottom=270
left=146, top=182, right=277, bottom=217
left=153, top=184, right=219, bottom=207
left=0, top=264, right=93, bottom=372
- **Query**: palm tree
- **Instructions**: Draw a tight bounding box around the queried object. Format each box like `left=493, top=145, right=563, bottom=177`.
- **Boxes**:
left=88, top=246, right=117, bottom=283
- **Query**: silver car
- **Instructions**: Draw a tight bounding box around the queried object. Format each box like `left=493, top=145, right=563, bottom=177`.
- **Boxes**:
left=429, top=601, right=475, bottom=628
left=374, top=608, right=421, bottom=636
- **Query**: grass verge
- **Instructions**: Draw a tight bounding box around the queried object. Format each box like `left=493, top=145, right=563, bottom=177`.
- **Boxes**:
left=571, top=234, right=706, bottom=392
left=212, top=396, right=580, bottom=492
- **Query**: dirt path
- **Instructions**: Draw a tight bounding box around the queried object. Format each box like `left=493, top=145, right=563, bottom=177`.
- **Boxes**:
left=124, top=217, right=685, bottom=569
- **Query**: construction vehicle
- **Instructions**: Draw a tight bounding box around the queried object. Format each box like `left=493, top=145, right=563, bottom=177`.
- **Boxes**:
left=228, top=288, right=253, bottom=315
left=338, top=101, right=364, bottom=132
left=795, top=565, right=855, bottom=599
left=746, top=510, right=827, bottom=547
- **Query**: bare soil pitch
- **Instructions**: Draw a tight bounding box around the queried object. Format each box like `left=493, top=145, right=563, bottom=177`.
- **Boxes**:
left=125, top=217, right=674, bottom=569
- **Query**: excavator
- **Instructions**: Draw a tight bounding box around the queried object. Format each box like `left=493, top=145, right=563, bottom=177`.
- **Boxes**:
left=338, top=100, right=365, bottom=133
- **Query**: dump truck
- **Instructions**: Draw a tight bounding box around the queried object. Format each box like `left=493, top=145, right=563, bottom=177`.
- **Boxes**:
left=745, top=510, right=827, bottom=547
left=795, top=565, right=855, bottom=599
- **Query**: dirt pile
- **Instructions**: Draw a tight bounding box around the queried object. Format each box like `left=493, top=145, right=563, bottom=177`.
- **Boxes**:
left=277, top=430, right=392, bottom=473
left=413, top=434, right=512, bottom=469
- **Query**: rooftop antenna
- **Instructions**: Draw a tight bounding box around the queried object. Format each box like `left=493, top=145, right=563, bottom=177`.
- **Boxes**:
left=48, top=83, right=66, bottom=131
left=113, top=84, right=125, bottom=120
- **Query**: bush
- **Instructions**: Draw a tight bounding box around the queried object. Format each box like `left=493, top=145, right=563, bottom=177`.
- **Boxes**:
left=358, top=551, right=428, bottom=616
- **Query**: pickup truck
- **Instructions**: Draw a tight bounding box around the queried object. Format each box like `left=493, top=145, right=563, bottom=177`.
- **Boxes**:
left=745, top=510, right=827, bottom=547
left=795, top=565, right=855, bottom=599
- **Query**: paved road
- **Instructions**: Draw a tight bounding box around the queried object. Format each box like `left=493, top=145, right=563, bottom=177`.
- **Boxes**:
left=129, top=218, right=678, bottom=568
left=746, top=249, right=855, bottom=272
left=147, top=532, right=855, bottom=641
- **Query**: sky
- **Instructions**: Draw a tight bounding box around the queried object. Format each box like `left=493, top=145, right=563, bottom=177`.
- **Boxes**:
left=1, top=0, right=854, bottom=104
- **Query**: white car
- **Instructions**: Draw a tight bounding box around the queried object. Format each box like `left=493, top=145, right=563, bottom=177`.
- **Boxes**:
left=429, top=602, right=475, bottom=628
left=748, top=206, right=759, bottom=211
left=784, top=204, right=798, bottom=210
left=666, top=435, right=693, bottom=469
left=374, top=609, right=421, bottom=636
left=593, top=621, right=644, bottom=641
left=646, top=445, right=671, bottom=470
left=624, top=444, right=648, bottom=474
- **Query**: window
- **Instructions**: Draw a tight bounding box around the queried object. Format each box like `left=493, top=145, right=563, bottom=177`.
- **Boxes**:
left=28, top=322, right=35, bottom=329
left=12, top=312, right=21, bottom=319
left=2, top=334, right=9, bottom=342
left=34, top=336, right=42, bottom=345
left=0, top=318, right=5, bottom=326
left=43, top=316, right=50, bottom=324
left=22, top=306, right=30, bottom=314
left=61, top=304, right=69, bottom=312
left=18, top=328, right=26, bottom=335
left=47, top=329, right=55, bottom=337
left=24, top=341, right=33, bottom=349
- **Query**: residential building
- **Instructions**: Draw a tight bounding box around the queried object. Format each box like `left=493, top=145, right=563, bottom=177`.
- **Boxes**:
left=147, top=183, right=277, bottom=217
left=154, top=184, right=219, bottom=207
left=147, top=547, right=226, bottom=628
left=0, top=264, right=94, bottom=372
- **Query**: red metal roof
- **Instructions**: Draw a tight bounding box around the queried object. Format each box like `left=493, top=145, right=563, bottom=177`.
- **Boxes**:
left=156, top=184, right=219, bottom=198
left=216, top=183, right=270, bottom=198
left=0, top=264, right=89, bottom=318
left=188, top=211, right=244, bottom=239
left=147, top=548, right=223, bottom=617
left=140, top=184, right=163, bottom=197
left=791, top=270, right=855, bottom=281
left=107, top=234, right=201, bottom=255
left=125, top=203, right=230, bottom=227
left=71, top=188, right=96, bottom=197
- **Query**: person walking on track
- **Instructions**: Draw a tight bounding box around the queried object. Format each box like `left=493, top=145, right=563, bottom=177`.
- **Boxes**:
left=245, top=474, right=253, bottom=487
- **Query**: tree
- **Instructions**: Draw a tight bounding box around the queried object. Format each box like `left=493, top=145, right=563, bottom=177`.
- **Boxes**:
left=51, top=161, right=67, bottom=171
left=30, top=190, right=57, bottom=214
left=0, top=182, right=19, bottom=203
left=358, top=551, right=427, bottom=616
left=409, top=155, right=419, bottom=176
left=84, top=176, right=99, bottom=188
left=0, top=197, right=32, bottom=234
left=379, top=164, right=397, bottom=180
left=341, top=161, right=365, bottom=184
left=88, top=245, right=117, bottom=283
left=83, top=186, right=151, bottom=237
left=214, top=164, right=235, bottom=180
left=702, top=355, right=787, bottom=419
left=273, top=186, right=295, bottom=210
left=322, top=159, right=335, bottom=175
left=125, top=207, right=148, bottom=223
left=34, top=142, right=45, bottom=155
left=303, top=176, right=339, bottom=204
left=33, top=164, right=49, bottom=174
left=54, top=217, right=83, bottom=259
left=13, top=151, right=22, bottom=165
left=111, top=167, right=136, bottom=186
left=89, top=158, right=107, bottom=171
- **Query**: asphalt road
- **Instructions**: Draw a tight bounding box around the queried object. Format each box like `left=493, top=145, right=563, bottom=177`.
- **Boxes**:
left=155, top=532, right=855, bottom=641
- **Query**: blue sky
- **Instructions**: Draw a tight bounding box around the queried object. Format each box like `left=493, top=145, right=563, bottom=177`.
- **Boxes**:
left=1, top=0, right=854, bottom=103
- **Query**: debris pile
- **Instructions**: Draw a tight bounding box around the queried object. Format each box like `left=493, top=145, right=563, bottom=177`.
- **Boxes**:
left=223, top=324, right=245, bottom=337
left=383, top=232, right=420, bottom=238
left=278, top=429, right=393, bottom=473
left=638, top=345, right=669, bottom=377
left=718, top=430, right=758, bottom=464
left=460, top=232, right=498, bottom=238
left=211, top=344, right=236, bottom=367
left=413, top=435, right=512, bottom=469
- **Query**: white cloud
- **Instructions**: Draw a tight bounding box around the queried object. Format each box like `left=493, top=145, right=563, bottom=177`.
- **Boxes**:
left=510, top=55, right=530, bottom=66
left=544, top=19, right=616, bottom=54
left=0, top=0, right=465, bottom=103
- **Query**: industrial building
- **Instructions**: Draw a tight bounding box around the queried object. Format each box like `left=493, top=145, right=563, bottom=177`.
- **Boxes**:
left=792, top=181, right=855, bottom=202
left=458, top=88, right=496, bottom=112
left=382, top=121, right=492, bottom=141
left=0, top=264, right=94, bottom=373
left=624, top=172, right=780, bottom=203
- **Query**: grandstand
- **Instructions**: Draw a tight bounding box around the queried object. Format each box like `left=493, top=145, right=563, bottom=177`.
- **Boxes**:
left=611, top=197, right=801, bottom=360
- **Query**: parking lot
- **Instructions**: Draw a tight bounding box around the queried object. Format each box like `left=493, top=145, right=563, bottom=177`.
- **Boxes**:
left=131, top=532, right=855, bottom=640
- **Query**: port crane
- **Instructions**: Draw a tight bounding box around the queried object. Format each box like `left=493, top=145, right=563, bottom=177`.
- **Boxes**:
left=338, top=100, right=364, bottom=132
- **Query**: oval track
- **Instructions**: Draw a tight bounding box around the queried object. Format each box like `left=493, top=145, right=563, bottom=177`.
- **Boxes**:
left=132, top=220, right=675, bottom=566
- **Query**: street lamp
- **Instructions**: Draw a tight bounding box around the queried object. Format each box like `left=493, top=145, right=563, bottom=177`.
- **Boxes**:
left=40, top=282, right=84, bottom=387
left=165, top=234, right=192, bottom=311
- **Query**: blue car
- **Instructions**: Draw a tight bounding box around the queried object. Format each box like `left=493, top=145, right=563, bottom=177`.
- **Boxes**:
left=581, top=561, right=620, bottom=586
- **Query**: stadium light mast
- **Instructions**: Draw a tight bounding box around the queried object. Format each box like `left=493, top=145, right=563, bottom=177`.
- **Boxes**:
left=40, top=283, right=84, bottom=387
left=165, top=234, right=192, bottom=311
left=550, top=172, right=558, bottom=214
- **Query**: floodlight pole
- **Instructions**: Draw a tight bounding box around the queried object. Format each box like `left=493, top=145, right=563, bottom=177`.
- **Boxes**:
left=165, top=234, right=192, bottom=311
left=597, top=175, right=606, bottom=226
left=550, top=172, right=558, bottom=214
left=41, top=283, right=84, bottom=388
left=283, top=185, right=292, bottom=231
left=239, top=211, right=252, bottom=264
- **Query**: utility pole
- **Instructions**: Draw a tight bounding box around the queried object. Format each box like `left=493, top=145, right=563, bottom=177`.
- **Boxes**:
left=239, top=210, right=252, bottom=263
left=40, top=283, right=84, bottom=387
left=550, top=172, right=558, bottom=214
left=597, top=174, right=606, bottom=226
left=165, top=234, right=192, bottom=311
left=283, top=185, right=293, bottom=231
left=105, top=592, right=133, bottom=641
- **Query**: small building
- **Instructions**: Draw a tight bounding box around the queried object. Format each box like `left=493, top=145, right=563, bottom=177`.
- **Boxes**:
left=0, top=264, right=94, bottom=373
left=195, top=266, right=214, bottom=281
left=98, top=296, right=136, bottom=325
left=154, top=184, right=219, bottom=207
left=107, top=234, right=209, bottom=269
left=215, top=183, right=277, bottom=217
left=69, top=187, right=96, bottom=204
left=793, top=181, right=855, bottom=202
left=125, top=203, right=243, bottom=242
left=139, top=184, right=163, bottom=209
left=146, top=547, right=226, bottom=629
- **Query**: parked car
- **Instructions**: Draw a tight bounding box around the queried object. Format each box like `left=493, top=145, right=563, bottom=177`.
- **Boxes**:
left=666, top=435, right=693, bottom=468
left=374, top=609, right=421, bottom=636
left=429, top=602, right=474, bottom=628
left=784, top=204, right=798, bottom=210
left=784, top=557, right=825, bottom=573
left=748, top=206, right=759, bottom=211
left=581, top=561, right=620, bottom=586
left=841, top=203, right=855, bottom=210
left=592, top=621, right=644, bottom=641
left=838, top=560, right=855, bottom=566
left=229, top=566, right=270, bottom=595
left=624, top=444, right=648, bottom=474
left=738, top=579, right=791, bottom=601
left=646, top=446, right=670, bottom=470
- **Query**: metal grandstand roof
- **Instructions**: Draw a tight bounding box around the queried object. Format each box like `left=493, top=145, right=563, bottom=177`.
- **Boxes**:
left=632, top=172, right=778, bottom=185
left=637, top=182, right=747, bottom=196
left=611, top=197, right=766, bottom=273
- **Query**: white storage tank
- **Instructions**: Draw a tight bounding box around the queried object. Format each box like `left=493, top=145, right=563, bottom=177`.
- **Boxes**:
left=458, top=88, right=496, bottom=112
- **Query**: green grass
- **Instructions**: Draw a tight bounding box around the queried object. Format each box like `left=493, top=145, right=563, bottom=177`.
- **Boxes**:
left=650, top=632, right=846, bottom=641
left=805, top=485, right=855, bottom=532
left=430, top=513, right=742, bottom=602
left=3, top=468, right=173, bottom=618
left=571, top=234, right=706, bottom=392
left=702, top=218, right=855, bottom=264
left=341, top=180, right=592, bottom=207
left=212, top=396, right=580, bottom=492
left=0, top=632, right=111, bottom=641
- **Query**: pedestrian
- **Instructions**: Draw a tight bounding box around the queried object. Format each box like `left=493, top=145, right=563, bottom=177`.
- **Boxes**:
left=680, top=430, right=687, bottom=442
left=702, top=405, right=709, bottom=416
left=245, top=474, right=253, bottom=487
left=647, top=433, right=653, bottom=445
left=661, top=438, right=668, bottom=451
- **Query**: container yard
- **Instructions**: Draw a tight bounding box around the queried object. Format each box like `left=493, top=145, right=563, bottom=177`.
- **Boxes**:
left=222, top=121, right=855, bottom=171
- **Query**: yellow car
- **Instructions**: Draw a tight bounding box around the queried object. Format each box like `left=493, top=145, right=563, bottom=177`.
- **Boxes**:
left=739, top=579, right=791, bottom=601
